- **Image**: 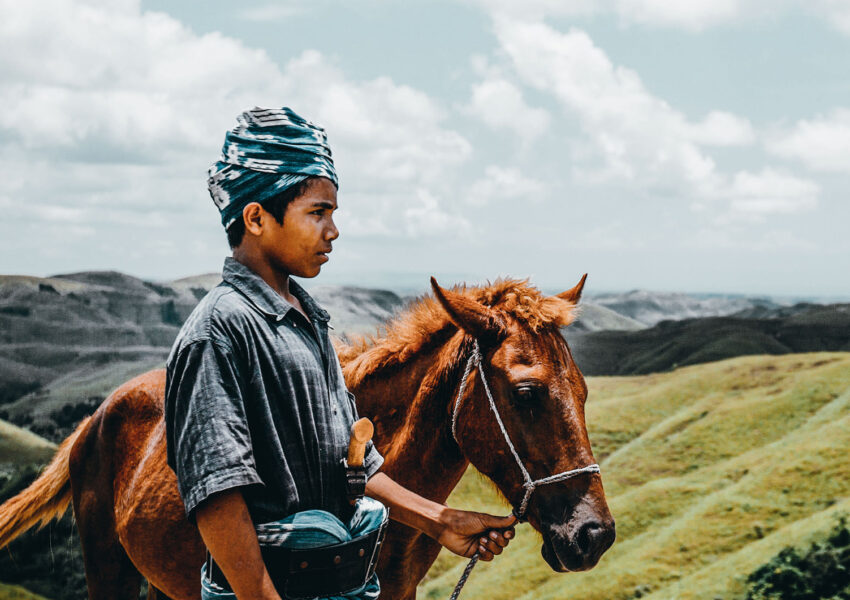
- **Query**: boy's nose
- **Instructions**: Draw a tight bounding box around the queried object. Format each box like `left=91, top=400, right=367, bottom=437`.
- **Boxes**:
left=326, top=220, right=339, bottom=241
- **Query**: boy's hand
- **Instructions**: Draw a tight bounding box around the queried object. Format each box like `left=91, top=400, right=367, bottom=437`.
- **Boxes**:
left=435, top=508, right=516, bottom=561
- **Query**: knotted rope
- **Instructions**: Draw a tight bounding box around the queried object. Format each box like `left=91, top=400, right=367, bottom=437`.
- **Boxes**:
left=448, top=339, right=600, bottom=599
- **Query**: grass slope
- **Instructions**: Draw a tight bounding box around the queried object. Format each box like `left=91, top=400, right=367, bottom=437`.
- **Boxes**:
left=419, top=352, right=850, bottom=600
left=0, top=425, right=60, bottom=600
left=0, top=420, right=55, bottom=466
left=0, top=583, right=47, bottom=600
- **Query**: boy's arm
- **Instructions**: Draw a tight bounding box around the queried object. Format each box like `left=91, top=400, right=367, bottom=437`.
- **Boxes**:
left=195, top=488, right=282, bottom=600
left=365, top=472, right=515, bottom=561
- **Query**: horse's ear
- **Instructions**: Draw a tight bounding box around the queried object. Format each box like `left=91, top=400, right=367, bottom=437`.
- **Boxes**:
left=556, top=273, right=588, bottom=304
left=541, top=274, right=587, bottom=328
left=430, top=277, right=505, bottom=339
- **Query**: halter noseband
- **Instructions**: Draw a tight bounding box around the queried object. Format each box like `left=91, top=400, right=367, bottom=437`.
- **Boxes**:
left=451, top=339, right=601, bottom=522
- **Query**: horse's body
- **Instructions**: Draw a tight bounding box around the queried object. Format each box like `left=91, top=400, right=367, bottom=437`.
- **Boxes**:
left=0, top=277, right=614, bottom=600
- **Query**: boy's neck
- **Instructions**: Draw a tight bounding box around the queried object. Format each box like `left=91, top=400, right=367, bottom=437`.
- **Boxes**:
left=231, top=250, right=300, bottom=309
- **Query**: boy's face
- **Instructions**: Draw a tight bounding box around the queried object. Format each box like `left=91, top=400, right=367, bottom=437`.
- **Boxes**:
left=258, top=177, right=339, bottom=278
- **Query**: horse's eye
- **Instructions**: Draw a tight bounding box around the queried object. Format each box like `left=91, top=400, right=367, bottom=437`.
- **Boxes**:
left=512, top=385, right=546, bottom=407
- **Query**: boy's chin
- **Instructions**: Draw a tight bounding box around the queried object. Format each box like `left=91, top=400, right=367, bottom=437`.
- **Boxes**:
left=297, top=266, right=322, bottom=278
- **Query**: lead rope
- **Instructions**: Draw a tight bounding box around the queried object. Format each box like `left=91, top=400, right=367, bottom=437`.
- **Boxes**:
left=448, top=339, right=601, bottom=600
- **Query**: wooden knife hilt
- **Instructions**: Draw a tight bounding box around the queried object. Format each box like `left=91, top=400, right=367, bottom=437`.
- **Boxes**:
left=346, top=418, right=374, bottom=468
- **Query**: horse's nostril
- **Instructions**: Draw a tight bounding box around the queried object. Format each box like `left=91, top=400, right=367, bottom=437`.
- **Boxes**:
left=576, top=521, right=606, bottom=556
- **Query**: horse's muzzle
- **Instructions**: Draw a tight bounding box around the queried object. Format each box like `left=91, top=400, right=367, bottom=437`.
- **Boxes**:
left=540, top=515, right=616, bottom=572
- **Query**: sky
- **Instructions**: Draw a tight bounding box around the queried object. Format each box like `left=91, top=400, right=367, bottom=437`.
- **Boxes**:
left=1, top=0, right=849, bottom=297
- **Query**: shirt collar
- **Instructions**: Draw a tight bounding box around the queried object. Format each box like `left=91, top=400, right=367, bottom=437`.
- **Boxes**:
left=221, top=257, right=330, bottom=323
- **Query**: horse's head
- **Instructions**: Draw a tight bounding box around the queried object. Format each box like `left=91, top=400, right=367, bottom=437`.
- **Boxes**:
left=431, top=275, right=615, bottom=572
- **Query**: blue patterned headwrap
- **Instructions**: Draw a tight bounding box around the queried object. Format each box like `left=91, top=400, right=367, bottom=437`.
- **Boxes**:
left=207, top=107, right=338, bottom=229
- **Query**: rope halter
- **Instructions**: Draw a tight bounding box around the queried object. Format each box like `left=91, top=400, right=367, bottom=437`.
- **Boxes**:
left=451, top=339, right=601, bottom=521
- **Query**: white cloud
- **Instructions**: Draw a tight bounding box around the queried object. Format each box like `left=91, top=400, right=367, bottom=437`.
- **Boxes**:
left=463, top=75, right=551, bottom=143
left=404, top=190, right=471, bottom=237
left=0, top=0, right=474, bottom=258
left=810, top=0, right=850, bottom=34
left=613, top=0, right=742, bottom=30
left=469, top=0, right=747, bottom=30
left=492, top=19, right=816, bottom=218
left=467, top=166, right=546, bottom=206
left=282, top=52, right=472, bottom=188
left=494, top=22, right=723, bottom=187
left=465, top=0, right=598, bottom=22
left=684, top=111, right=756, bottom=147
left=724, top=168, right=820, bottom=217
left=0, top=0, right=285, bottom=158
left=767, top=108, right=850, bottom=173
left=471, top=0, right=850, bottom=35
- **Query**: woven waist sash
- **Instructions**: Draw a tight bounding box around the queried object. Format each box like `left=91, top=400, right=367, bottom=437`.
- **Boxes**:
left=201, top=497, right=388, bottom=600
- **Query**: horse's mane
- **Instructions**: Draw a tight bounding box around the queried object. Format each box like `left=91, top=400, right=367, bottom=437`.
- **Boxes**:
left=338, top=278, right=578, bottom=388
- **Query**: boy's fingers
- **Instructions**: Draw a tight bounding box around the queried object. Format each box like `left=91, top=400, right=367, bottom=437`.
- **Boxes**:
left=480, top=536, right=503, bottom=555
left=488, top=530, right=509, bottom=547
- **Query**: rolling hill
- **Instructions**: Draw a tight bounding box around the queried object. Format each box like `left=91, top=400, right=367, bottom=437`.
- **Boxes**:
left=589, top=290, right=779, bottom=326
left=565, top=304, right=850, bottom=376
left=0, top=272, right=405, bottom=442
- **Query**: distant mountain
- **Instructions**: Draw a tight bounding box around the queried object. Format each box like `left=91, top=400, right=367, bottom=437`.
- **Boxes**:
left=565, top=303, right=850, bottom=376
left=730, top=302, right=825, bottom=320
left=0, top=272, right=192, bottom=409
left=307, top=286, right=404, bottom=337
left=570, top=303, right=645, bottom=333
left=0, top=271, right=407, bottom=441
left=589, top=290, right=780, bottom=326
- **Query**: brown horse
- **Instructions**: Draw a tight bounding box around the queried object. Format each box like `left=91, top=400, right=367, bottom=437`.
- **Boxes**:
left=0, top=277, right=614, bottom=600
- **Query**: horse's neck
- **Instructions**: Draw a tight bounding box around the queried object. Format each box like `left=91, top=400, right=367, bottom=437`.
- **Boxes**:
left=354, top=337, right=469, bottom=504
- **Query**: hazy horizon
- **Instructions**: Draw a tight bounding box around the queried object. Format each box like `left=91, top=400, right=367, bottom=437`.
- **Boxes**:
left=3, top=264, right=848, bottom=304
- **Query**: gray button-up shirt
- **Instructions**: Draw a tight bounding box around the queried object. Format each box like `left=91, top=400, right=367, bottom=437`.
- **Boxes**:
left=165, top=257, right=383, bottom=524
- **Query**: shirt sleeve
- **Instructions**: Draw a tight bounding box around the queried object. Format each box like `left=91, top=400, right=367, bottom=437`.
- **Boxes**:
left=165, top=337, right=264, bottom=523
left=363, top=439, right=385, bottom=479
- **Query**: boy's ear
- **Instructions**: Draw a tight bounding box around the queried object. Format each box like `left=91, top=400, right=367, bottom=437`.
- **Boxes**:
left=242, top=202, right=264, bottom=236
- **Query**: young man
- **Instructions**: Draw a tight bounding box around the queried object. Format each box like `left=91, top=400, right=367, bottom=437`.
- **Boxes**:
left=165, top=107, right=515, bottom=599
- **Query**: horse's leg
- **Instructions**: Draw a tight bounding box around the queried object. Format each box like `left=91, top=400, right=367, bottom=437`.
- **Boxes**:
left=148, top=584, right=176, bottom=600
left=377, top=524, right=443, bottom=600
left=70, top=406, right=144, bottom=599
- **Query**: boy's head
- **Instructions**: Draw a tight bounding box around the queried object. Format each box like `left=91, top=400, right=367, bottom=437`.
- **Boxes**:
left=207, top=107, right=338, bottom=232
left=207, top=107, right=339, bottom=278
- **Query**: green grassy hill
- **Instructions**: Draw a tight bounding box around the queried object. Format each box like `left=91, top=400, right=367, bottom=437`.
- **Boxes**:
left=0, top=584, right=47, bottom=600
left=419, top=352, right=850, bottom=600
left=0, top=420, right=55, bottom=466
left=0, top=423, right=56, bottom=600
